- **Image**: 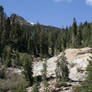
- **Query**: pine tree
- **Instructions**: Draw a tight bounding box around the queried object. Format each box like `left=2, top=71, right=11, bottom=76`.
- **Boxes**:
left=49, top=32, right=56, bottom=56
left=55, top=51, right=69, bottom=82
left=6, top=17, right=11, bottom=44
left=32, top=76, right=39, bottom=92
left=72, top=18, right=77, bottom=48
left=2, top=46, right=12, bottom=67
left=23, top=55, right=33, bottom=86
left=41, top=60, right=50, bottom=92
left=0, top=6, right=7, bottom=56
left=34, top=23, right=42, bottom=56
left=77, top=23, right=83, bottom=47
left=40, top=31, right=49, bottom=58
left=32, top=84, right=39, bottom=92
left=81, top=56, right=92, bottom=92
left=42, top=60, right=47, bottom=85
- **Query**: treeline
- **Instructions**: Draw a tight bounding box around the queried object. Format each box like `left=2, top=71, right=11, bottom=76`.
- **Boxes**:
left=0, top=5, right=92, bottom=59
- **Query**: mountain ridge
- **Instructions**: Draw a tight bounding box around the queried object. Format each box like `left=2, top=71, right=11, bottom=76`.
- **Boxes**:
left=10, top=13, right=35, bottom=26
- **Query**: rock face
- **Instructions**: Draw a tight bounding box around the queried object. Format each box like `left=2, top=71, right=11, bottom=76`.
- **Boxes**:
left=33, top=56, right=57, bottom=77
left=10, top=13, right=34, bottom=26
left=65, top=48, right=92, bottom=81
left=33, top=47, right=92, bottom=81
left=32, top=48, right=92, bottom=92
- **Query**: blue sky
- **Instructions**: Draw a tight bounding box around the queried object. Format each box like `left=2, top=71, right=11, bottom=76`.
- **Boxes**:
left=0, top=0, right=92, bottom=28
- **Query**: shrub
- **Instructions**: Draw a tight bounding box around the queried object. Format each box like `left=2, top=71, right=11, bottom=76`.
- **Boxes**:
left=0, top=68, right=5, bottom=79
left=77, top=67, right=83, bottom=73
left=12, top=83, right=27, bottom=92
left=2, top=46, right=12, bottom=67
left=55, top=82, right=71, bottom=88
left=81, top=56, right=92, bottom=92
left=32, top=84, right=39, bottom=92
left=0, top=72, right=26, bottom=92
left=73, top=85, right=81, bottom=92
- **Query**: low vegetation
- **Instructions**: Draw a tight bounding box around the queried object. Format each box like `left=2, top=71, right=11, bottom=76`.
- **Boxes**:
left=80, top=56, right=92, bottom=92
left=0, top=70, right=26, bottom=92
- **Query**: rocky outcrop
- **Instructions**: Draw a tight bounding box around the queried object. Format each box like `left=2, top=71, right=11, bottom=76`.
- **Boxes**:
left=33, top=56, right=57, bottom=77
left=33, top=47, right=92, bottom=81
left=10, top=13, right=34, bottom=26
left=32, top=47, right=92, bottom=92
left=65, top=48, right=92, bottom=81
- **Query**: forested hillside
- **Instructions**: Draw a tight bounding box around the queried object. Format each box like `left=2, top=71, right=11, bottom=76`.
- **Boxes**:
left=0, top=5, right=92, bottom=60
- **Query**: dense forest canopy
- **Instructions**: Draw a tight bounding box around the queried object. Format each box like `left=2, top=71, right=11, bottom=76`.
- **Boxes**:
left=0, top=5, right=92, bottom=60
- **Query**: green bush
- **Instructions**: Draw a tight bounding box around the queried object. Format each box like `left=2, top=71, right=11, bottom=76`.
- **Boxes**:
left=32, top=84, right=39, bottom=92
left=0, top=72, right=26, bottom=92
left=81, top=56, right=92, bottom=92
left=12, top=83, right=27, bottom=92
left=55, top=82, right=71, bottom=88
left=0, top=68, right=5, bottom=79
left=73, top=85, right=81, bottom=92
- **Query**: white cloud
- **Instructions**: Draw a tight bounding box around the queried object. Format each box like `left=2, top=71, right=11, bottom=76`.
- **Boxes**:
left=86, top=0, right=92, bottom=6
left=54, top=0, right=72, bottom=3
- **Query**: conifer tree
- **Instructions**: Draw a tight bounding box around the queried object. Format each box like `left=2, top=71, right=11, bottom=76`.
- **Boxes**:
left=23, top=55, right=33, bottom=86
left=81, top=56, right=92, bottom=92
left=32, top=77, right=39, bottom=92
left=77, top=23, right=83, bottom=47
left=2, top=46, right=12, bottom=67
left=50, top=32, right=55, bottom=56
left=55, top=51, right=69, bottom=82
left=72, top=18, right=77, bottom=48
left=6, top=17, right=11, bottom=44
left=0, top=6, right=7, bottom=56
left=40, top=31, right=49, bottom=58
left=32, top=84, right=39, bottom=92
left=41, top=60, right=50, bottom=92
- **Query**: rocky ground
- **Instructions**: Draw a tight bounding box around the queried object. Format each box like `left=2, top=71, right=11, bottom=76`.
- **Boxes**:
left=33, top=47, right=92, bottom=80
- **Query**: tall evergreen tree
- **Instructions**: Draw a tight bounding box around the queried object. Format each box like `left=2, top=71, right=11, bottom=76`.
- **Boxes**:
left=2, top=46, right=12, bottom=67
left=41, top=60, right=49, bottom=92
left=40, top=31, right=49, bottom=58
left=55, top=51, right=69, bottom=82
left=23, top=55, right=33, bottom=86
left=0, top=6, right=7, bottom=56
left=77, top=23, right=83, bottom=47
left=72, top=18, right=77, bottom=48
left=81, top=56, right=92, bottom=92
left=32, top=77, right=39, bottom=92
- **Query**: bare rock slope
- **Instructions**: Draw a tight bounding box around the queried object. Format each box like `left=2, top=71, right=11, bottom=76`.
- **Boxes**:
left=27, top=47, right=92, bottom=92
left=65, top=47, right=92, bottom=81
left=33, top=47, right=92, bottom=81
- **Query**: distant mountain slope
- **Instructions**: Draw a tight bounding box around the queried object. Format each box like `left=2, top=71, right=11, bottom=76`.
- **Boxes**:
left=10, top=13, right=34, bottom=26
left=10, top=13, right=61, bottom=32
